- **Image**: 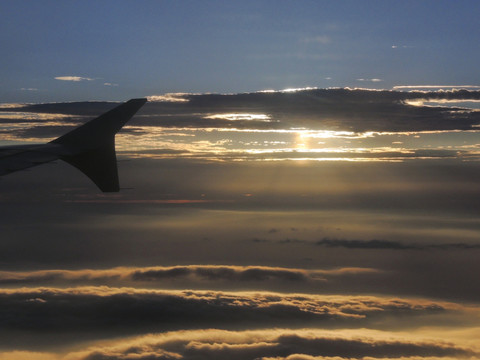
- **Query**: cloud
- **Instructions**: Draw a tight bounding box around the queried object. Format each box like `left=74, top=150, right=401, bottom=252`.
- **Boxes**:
left=0, top=351, right=58, bottom=360
left=356, top=78, right=382, bottom=82
left=147, top=93, right=191, bottom=102
left=317, top=238, right=415, bottom=249
left=0, top=287, right=466, bottom=342
left=48, top=329, right=479, bottom=360
left=3, top=259, right=479, bottom=305
left=0, top=103, right=28, bottom=109
left=0, top=265, right=381, bottom=287
left=4, top=329, right=476, bottom=359
left=391, top=45, right=413, bottom=49
left=134, top=265, right=310, bottom=282
left=316, top=238, right=480, bottom=250
left=393, top=85, right=480, bottom=90
left=4, top=88, right=480, bottom=133
left=103, top=83, right=118, bottom=87
left=54, top=76, right=94, bottom=82
left=301, top=36, right=330, bottom=44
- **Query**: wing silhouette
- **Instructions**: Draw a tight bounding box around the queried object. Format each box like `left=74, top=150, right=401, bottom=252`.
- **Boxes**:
left=0, top=98, right=147, bottom=192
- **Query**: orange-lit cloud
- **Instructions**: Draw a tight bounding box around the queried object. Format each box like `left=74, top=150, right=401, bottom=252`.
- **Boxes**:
left=0, top=265, right=381, bottom=287
left=12, top=328, right=475, bottom=360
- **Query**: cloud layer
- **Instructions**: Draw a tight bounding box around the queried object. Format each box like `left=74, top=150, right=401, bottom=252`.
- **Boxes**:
left=0, top=265, right=379, bottom=287
left=1, top=88, right=480, bottom=359
left=3, top=88, right=480, bottom=133
left=0, top=287, right=468, bottom=338
left=2, top=328, right=477, bottom=360
left=316, top=238, right=480, bottom=250
left=73, top=330, right=476, bottom=360
left=2, top=88, right=480, bottom=164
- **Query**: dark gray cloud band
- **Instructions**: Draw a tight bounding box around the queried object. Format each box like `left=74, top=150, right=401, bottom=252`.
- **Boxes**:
left=316, top=238, right=480, bottom=250
left=0, top=287, right=463, bottom=338
left=2, top=88, right=480, bottom=134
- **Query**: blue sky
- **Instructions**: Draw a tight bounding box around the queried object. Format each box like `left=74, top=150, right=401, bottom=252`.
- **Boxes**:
left=1, top=0, right=479, bottom=102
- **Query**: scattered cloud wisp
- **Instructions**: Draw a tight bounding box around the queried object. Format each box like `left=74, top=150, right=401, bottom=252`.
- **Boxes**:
left=54, top=76, right=94, bottom=82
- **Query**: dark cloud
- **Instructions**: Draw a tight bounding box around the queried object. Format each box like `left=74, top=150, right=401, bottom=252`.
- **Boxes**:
left=316, top=238, right=480, bottom=250
left=134, top=89, right=480, bottom=132
left=317, top=238, right=414, bottom=249
left=2, top=89, right=480, bottom=134
left=0, top=288, right=462, bottom=343
left=133, top=266, right=309, bottom=282
left=0, top=102, right=117, bottom=116
left=0, top=124, right=78, bottom=139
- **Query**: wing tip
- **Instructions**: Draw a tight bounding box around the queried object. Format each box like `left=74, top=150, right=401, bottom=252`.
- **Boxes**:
left=128, top=98, right=148, bottom=104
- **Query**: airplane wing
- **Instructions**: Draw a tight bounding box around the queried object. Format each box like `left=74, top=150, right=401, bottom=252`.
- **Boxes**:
left=0, top=144, right=67, bottom=176
left=0, top=98, right=147, bottom=192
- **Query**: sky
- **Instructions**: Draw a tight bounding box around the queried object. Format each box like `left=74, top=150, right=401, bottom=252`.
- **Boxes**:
left=1, top=0, right=480, bottom=101
left=1, top=1, right=480, bottom=360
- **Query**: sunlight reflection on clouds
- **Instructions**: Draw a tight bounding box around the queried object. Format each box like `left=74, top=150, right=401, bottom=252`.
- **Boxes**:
left=2, top=88, right=480, bottom=160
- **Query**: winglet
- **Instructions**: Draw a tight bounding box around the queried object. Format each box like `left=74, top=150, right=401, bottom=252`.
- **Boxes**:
left=50, top=98, right=147, bottom=192
left=51, top=98, right=147, bottom=150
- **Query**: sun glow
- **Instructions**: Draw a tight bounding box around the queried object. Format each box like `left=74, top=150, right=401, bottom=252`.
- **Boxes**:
left=294, top=131, right=309, bottom=150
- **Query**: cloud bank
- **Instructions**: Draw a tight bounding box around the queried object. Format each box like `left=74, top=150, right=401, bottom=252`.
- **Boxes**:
left=2, top=88, right=480, bottom=163
left=0, top=265, right=379, bottom=287
left=3, top=88, right=480, bottom=133
left=73, top=330, right=476, bottom=360
left=316, top=238, right=480, bottom=250
left=0, top=287, right=467, bottom=339
left=3, top=328, right=476, bottom=360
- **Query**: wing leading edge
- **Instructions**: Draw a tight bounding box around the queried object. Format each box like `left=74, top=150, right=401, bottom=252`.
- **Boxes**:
left=0, top=98, right=147, bottom=192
